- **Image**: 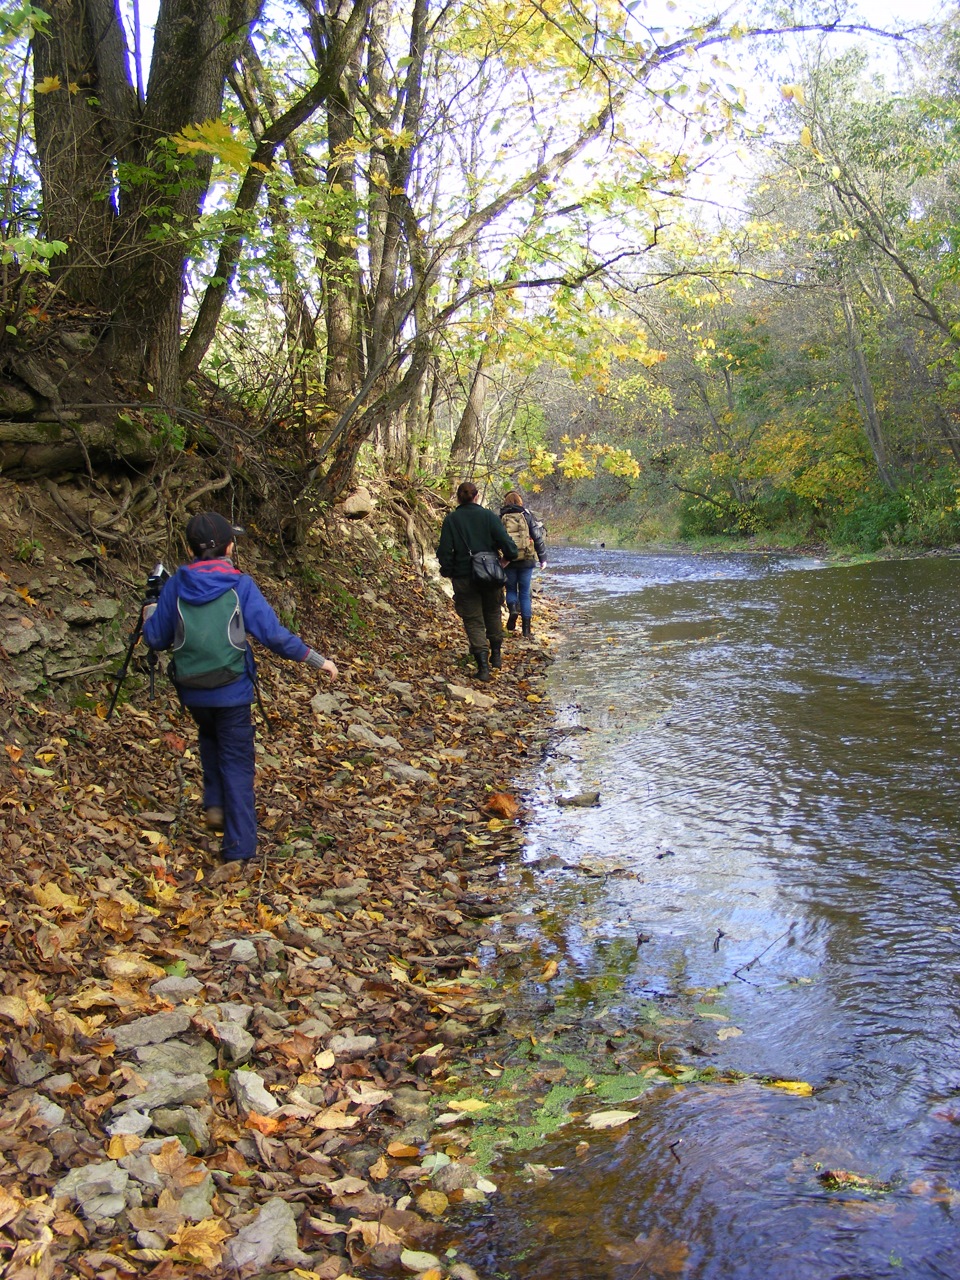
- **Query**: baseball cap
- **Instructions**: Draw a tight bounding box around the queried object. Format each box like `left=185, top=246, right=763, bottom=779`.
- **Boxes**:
left=185, top=511, right=236, bottom=559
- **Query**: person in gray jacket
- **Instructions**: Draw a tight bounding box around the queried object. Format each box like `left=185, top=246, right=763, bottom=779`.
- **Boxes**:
left=436, top=481, right=518, bottom=681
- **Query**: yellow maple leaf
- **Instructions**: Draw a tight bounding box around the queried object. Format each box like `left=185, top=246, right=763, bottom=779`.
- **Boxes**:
left=170, top=1217, right=228, bottom=1267
left=36, top=75, right=61, bottom=94
left=448, top=1098, right=488, bottom=1113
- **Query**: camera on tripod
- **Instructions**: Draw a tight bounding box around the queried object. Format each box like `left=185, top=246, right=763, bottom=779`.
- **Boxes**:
left=106, top=562, right=171, bottom=719
left=145, top=563, right=169, bottom=603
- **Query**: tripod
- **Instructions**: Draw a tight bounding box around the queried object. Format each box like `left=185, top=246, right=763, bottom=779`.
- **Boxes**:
left=106, top=563, right=169, bottom=720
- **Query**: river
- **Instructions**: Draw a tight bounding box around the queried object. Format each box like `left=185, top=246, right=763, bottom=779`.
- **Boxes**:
left=459, top=548, right=960, bottom=1280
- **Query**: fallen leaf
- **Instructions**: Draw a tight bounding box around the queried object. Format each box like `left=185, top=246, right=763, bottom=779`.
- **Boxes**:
left=585, top=1110, right=638, bottom=1130
left=416, top=1190, right=448, bottom=1218
left=246, top=1111, right=284, bottom=1135
left=314, top=1105, right=361, bottom=1130
left=107, top=1134, right=142, bottom=1158
left=485, top=792, right=519, bottom=819
left=348, top=1218, right=403, bottom=1248
left=447, top=1098, right=488, bottom=1113
left=766, top=1079, right=814, bottom=1096
left=31, top=882, right=85, bottom=915
left=539, top=959, right=559, bottom=981
left=387, top=1142, right=420, bottom=1159
left=102, top=953, right=166, bottom=981
left=170, top=1217, right=229, bottom=1267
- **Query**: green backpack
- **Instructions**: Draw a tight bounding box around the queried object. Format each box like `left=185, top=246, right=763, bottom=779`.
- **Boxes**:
left=172, top=590, right=247, bottom=688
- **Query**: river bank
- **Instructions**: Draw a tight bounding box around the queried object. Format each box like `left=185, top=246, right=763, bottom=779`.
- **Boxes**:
left=0, top=500, right=569, bottom=1280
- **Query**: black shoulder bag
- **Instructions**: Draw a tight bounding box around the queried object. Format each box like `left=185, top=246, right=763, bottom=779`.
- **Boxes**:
left=451, top=511, right=507, bottom=587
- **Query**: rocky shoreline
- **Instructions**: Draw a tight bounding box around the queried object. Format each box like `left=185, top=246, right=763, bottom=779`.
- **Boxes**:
left=0, top=522, right=559, bottom=1280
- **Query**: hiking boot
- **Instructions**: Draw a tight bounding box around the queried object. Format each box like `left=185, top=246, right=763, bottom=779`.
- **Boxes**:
left=521, top=618, right=532, bottom=637
left=204, top=806, right=225, bottom=831
left=506, top=612, right=519, bottom=631
left=490, top=644, right=502, bottom=669
left=472, top=649, right=492, bottom=682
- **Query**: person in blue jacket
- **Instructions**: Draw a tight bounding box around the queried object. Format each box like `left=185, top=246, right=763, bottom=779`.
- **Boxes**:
left=143, top=511, right=338, bottom=866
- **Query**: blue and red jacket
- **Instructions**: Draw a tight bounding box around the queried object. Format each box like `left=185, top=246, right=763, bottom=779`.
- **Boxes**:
left=143, top=558, right=310, bottom=707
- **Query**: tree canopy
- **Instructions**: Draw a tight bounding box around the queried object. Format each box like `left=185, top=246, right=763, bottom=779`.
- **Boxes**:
left=1, top=0, right=953, bottom=546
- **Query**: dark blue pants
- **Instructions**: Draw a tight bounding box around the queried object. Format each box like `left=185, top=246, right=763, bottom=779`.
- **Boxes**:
left=505, top=560, right=535, bottom=621
left=189, top=703, right=257, bottom=861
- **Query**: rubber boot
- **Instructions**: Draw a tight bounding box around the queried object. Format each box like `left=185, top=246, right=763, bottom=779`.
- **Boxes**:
left=522, top=618, right=532, bottom=637
left=506, top=612, right=519, bottom=632
left=490, top=644, right=502, bottom=669
left=472, top=649, right=492, bottom=682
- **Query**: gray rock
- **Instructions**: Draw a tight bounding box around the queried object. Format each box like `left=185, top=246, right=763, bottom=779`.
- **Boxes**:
left=215, top=1002, right=253, bottom=1027
left=387, top=680, right=414, bottom=695
left=14, top=1052, right=55, bottom=1086
left=118, top=1152, right=164, bottom=1193
left=151, top=1107, right=212, bottom=1153
left=60, top=331, right=96, bottom=354
left=338, top=488, right=375, bottom=519
left=225, top=1197, right=310, bottom=1271
left=296, top=1015, right=333, bottom=1037
left=390, top=1087, right=431, bottom=1122
left=112, top=1070, right=209, bottom=1115
left=0, top=383, right=38, bottom=414
left=215, top=1021, right=255, bottom=1066
left=436, top=1017, right=473, bottom=1044
left=346, top=722, right=402, bottom=752
left=149, top=976, right=204, bottom=1002
left=445, top=682, right=495, bottom=709
left=2, top=624, right=42, bottom=655
left=556, top=791, right=601, bottom=808
left=325, top=881, right=369, bottom=905
left=210, top=938, right=259, bottom=965
left=111, top=1009, right=192, bottom=1051
left=386, top=763, right=433, bottom=783
left=431, top=1161, right=480, bottom=1192
left=62, top=598, right=120, bottom=624
left=135, top=1040, right=217, bottom=1076
left=54, top=1161, right=129, bottom=1220
left=178, top=1174, right=216, bottom=1221
left=327, top=1033, right=376, bottom=1060
left=252, top=1004, right=290, bottom=1030
left=230, top=1069, right=279, bottom=1114
left=106, top=1111, right=152, bottom=1137
left=32, top=1098, right=66, bottom=1127
left=310, top=692, right=341, bottom=717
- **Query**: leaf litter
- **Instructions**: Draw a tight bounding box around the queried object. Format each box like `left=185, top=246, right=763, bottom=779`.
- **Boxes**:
left=0, top=540, right=561, bottom=1279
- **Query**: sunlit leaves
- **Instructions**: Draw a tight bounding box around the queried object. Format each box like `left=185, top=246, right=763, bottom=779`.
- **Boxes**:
left=171, top=119, right=253, bottom=174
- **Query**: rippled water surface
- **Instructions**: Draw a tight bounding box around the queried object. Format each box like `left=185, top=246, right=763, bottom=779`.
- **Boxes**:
left=462, top=549, right=960, bottom=1280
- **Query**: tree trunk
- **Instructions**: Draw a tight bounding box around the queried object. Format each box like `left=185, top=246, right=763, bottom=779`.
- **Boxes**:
left=33, top=0, right=263, bottom=402
left=839, top=280, right=896, bottom=491
left=32, top=0, right=135, bottom=307
left=445, top=352, right=490, bottom=491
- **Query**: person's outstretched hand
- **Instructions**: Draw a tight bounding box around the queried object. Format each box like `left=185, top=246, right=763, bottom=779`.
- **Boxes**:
left=321, top=658, right=339, bottom=680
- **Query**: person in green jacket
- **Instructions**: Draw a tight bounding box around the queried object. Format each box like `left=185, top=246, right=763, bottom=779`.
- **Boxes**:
left=436, top=481, right=518, bottom=681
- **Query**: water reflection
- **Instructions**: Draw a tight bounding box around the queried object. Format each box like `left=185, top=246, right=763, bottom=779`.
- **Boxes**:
left=462, top=549, right=960, bottom=1279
